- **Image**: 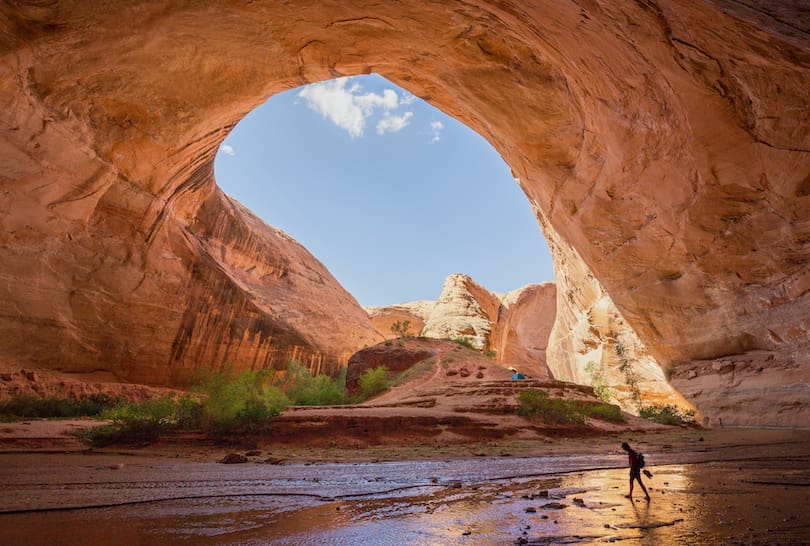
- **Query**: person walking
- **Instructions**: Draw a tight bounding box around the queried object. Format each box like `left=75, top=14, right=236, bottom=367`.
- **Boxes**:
left=621, top=442, right=650, bottom=500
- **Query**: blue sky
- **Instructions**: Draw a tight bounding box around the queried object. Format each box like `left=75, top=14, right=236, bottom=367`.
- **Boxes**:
left=214, top=74, right=554, bottom=307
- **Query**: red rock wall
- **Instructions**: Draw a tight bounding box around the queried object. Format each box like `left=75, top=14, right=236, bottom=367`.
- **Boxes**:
left=492, top=283, right=556, bottom=380
left=0, top=1, right=808, bottom=423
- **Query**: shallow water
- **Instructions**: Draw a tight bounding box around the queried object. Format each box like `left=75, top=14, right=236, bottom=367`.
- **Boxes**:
left=2, top=444, right=810, bottom=545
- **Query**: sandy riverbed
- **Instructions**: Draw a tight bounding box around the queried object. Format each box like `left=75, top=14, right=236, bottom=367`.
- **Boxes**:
left=1, top=428, right=809, bottom=544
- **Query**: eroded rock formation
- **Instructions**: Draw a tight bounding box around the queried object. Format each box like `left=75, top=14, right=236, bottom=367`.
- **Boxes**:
left=368, top=275, right=556, bottom=378
left=421, top=274, right=502, bottom=351
left=0, top=1, right=808, bottom=423
left=365, top=300, right=434, bottom=340
left=491, top=283, right=557, bottom=380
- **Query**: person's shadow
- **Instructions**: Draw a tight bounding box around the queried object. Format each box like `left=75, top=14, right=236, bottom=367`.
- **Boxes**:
left=630, top=495, right=651, bottom=525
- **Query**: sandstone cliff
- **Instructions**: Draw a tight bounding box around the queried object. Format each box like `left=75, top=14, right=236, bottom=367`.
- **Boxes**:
left=421, top=274, right=501, bottom=351
left=370, top=274, right=556, bottom=378
left=364, top=300, right=434, bottom=340
left=0, top=1, right=808, bottom=424
left=491, top=283, right=557, bottom=380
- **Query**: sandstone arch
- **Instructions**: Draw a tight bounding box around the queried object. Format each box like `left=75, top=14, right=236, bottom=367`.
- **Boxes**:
left=1, top=1, right=808, bottom=424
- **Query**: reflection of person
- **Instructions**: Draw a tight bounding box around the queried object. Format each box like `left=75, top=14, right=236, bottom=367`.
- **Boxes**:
left=621, top=442, right=650, bottom=500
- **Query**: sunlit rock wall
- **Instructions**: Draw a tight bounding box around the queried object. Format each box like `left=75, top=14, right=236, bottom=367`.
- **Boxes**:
left=542, top=211, right=693, bottom=414
left=0, top=1, right=807, bottom=423
left=421, top=274, right=501, bottom=351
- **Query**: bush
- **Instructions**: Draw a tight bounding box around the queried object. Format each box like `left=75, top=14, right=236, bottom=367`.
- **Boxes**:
left=639, top=404, right=696, bottom=426
left=357, top=365, right=390, bottom=400
left=390, top=320, right=412, bottom=338
left=194, top=369, right=288, bottom=436
left=79, top=363, right=358, bottom=446
left=279, top=362, right=347, bottom=406
left=581, top=401, right=625, bottom=423
left=452, top=336, right=476, bottom=350
left=0, top=394, right=118, bottom=421
left=585, top=360, right=612, bottom=403
left=518, top=390, right=626, bottom=425
left=84, top=396, right=193, bottom=446
left=518, top=390, right=585, bottom=425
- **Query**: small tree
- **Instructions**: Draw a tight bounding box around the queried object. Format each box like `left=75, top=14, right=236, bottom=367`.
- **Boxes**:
left=585, top=360, right=612, bottom=402
left=615, top=338, right=642, bottom=411
left=357, top=365, right=390, bottom=400
left=390, top=320, right=412, bottom=338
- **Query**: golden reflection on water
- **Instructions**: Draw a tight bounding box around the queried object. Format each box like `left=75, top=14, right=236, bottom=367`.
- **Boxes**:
left=2, top=460, right=810, bottom=545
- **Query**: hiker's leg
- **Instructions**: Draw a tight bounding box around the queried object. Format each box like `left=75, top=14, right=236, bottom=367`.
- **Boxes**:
left=626, top=475, right=634, bottom=498
left=638, top=477, right=650, bottom=500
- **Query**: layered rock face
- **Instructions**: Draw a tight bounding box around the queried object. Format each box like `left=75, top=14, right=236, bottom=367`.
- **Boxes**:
left=422, top=274, right=502, bottom=351
left=0, top=1, right=808, bottom=423
left=543, top=218, right=692, bottom=413
left=371, top=274, right=556, bottom=378
left=491, top=283, right=557, bottom=381
left=365, top=301, right=434, bottom=340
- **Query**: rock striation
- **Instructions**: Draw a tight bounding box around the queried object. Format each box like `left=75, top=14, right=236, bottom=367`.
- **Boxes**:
left=421, top=274, right=502, bottom=351
left=491, top=283, right=557, bottom=381
left=0, top=1, right=808, bottom=423
left=369, top=274, right=557, bottom=378
left=364, top=300, right=434, bottom=340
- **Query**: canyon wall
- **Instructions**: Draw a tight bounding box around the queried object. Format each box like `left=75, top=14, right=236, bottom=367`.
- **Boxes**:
left=368, top=274, right=556, bottom=378
left=0, top=1, right=808, bottom=423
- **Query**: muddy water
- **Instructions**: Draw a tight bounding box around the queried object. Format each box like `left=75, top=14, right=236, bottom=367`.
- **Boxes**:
left=2, top=441, right=810, bottom=545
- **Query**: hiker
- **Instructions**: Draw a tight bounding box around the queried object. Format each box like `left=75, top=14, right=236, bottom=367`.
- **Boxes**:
left=621, top=441, right=650, bottom=500
left=508, top=367, right=525, bottom=380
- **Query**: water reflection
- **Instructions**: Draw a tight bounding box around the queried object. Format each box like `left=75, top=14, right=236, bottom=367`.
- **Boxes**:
left=2, top=455, right=810, bottom=545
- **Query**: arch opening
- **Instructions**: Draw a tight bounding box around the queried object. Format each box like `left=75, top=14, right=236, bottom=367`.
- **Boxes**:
left=213, top=74, right=554, bottom=307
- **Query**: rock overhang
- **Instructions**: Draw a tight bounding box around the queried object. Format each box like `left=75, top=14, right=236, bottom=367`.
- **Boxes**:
left=0, top=1, right=808, bottom=424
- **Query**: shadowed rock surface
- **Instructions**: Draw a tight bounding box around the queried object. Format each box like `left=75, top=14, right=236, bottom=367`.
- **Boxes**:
left=0, top=1, right=808, bottom=424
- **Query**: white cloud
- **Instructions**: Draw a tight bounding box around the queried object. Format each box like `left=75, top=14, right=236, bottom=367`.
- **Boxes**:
left=377, top=111, right=414, bottom=135
left=356, top=88, right=399, bottom=112
left=429, top=120, right=444, bottom=143
left=298, top=78, right=367, bottom=137
left=220, top=143, right=236, bottom=156
left=400, top=92, right=416, bottom=106
left=298, top=77, right=413, bottom=138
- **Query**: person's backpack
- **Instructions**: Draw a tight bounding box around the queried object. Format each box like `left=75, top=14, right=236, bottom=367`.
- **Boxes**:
left=638, top=453, right=646, bottom=468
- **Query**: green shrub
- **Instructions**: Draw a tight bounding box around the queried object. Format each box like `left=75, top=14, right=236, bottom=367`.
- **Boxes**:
left=585, top=360, right=612, bottom=403
left=390, top=320, right=412, bottom=338
left=0, top=394, right=118, bottom=421
left=581, top=401, right=625, bottom=423
left=79, top=363, right=358, bottom=446
left=85, top=396, right=192, bottom=446
left=639, top=404, right=696, bottom=425
left=194, top=369, right=288, bottom=436
left=276, top=362, right=347, bottom=406
left=452, top=336, right=476, bottom=350
left=357, top=365, right=390, bottom=400
left=518, top=390, right=626, bottom=425
left=616, top=339, right=642, bottom=411
left=518, top=390, right=585, bottom=425
left=484, top=349, right=497, bottom=360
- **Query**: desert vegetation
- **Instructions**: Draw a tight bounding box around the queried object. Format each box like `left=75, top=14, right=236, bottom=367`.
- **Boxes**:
left=451, top=336, right=477, bottom=350
left=77, top=362, right=397, bottom=446
left=517, top=389, right=625, bottom=425
left=0, top=394, right=119, bottom=421
left=390, top=320, right=413, bottom=338
left=639, top=404, right=696, bottom=425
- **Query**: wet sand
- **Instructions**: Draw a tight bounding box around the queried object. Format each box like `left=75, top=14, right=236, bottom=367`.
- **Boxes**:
left=1, top=428, right=810, bottom=544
